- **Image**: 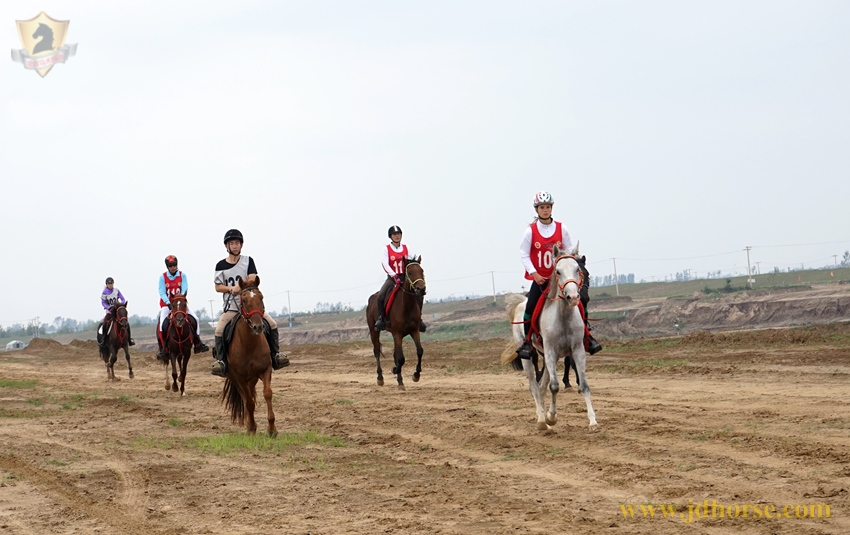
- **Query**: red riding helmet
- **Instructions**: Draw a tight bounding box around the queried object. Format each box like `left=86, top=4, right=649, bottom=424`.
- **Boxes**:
left=165, top=255, right=178, bottom=267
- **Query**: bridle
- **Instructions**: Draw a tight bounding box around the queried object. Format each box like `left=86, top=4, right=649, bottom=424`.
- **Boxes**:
left=402, top=261, right=426, bottom=296
left=111, top=305, right=129, bottom=345
left=550, top=254, right=584, bottom=302
left=167, top=296, right=192, bottom=346
left=238, top=286, right=265, bottom=325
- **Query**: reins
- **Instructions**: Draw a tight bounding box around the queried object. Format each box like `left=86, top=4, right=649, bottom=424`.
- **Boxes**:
left=402, top=261, right=425, bottom=295
left=167, top=296, right=192, bottom=346
left=549, top=254, right=584, bottom=301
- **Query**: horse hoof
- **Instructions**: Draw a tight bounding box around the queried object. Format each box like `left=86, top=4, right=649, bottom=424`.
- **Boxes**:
left=537, top=421, right=549, bottom=431
left=391, top=367, right=398, bottom=374
left=397, top=384, right=406, bottom=391
left=172, top=385, right=178, bottom=392
left=412, top=372, right=420, bottom=382
left=588, top=422, right=599, bottom=431
left=129, top=373, right=134, bottom=379
left=181, top=392, right=186, bottom=397
left=545, top=414, right=557, bottom=426
left=164, top=384, right=170, bottom=391
left=377, top=379, right=384, bottom=386
left=268, top=430, right=278, bottom=438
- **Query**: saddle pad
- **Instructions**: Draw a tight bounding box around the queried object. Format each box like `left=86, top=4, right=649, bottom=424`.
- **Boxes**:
left=528, top=285, right=591, bottom=348
left=384, top=283, right=402, bottom=316
left=221, top=316, right=270, bottom=361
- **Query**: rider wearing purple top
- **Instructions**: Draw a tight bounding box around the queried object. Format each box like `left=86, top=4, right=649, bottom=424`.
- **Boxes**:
left=99, top=277, right=135, bottom=346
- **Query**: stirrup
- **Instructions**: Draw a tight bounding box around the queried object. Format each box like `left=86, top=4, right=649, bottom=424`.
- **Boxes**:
left=588, top=337, right=602, bottom=355
left=272, top=353, right=290, bottom=370
left=129, top=338, right=136, bottom=346
left=156, top=350, right=168, bottom=361
left=374, top=318, right=385, bottom=332
left=517, top=342, right=535, bottom=359
left=210, top=360, right=227, bottom=377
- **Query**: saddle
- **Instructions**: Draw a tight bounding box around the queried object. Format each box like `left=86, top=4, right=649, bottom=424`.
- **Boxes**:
left=384, top=282, right=402, bottom=317
left=218, top=315, right=271, bottom=362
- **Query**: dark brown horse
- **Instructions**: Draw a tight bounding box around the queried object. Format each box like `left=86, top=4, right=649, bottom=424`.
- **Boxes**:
left=99, top=303, right=134, bottom=381
left=162, top=294, right=193, bottom=396
left=221, top=274, right=277, bottom=436
left=366, top=257, right=426, bottom=388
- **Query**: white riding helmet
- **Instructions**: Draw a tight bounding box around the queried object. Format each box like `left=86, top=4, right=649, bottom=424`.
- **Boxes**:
left=533, top=191, right=554, bottom=207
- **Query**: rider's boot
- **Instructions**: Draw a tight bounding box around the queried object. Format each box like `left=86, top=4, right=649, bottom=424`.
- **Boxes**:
left=586, top=330, right=602, bottom=355
left=516, top=313, right=536, bottom=359
left=192, top=325, right=209, bottom=354
left=267, top=328, right=289, bottom=369
left=127, top=324, right=136, bottom=346
left=416, top=295, right=427, bottom=332
left=97, top=323, right=105, bottom=348
left=210, top=336, right=228, bottom=377
left=374, top=298, right=386, bottom=332
left=155, top=331, right=167, bottom=361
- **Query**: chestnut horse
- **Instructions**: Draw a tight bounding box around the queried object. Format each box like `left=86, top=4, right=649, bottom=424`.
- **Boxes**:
left=99, top=303, right=134, bottom=381
left=221, top=275, right=277, bottom=436
left=162, top=294, right=193, bottom=396
left=366, top=256, right=426, bottom=388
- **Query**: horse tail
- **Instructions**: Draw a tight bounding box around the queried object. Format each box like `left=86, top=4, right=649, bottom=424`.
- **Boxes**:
left=222, top=378, right=245, bottom=425
left=501, top=340, right=522, bottom=367
left=505, top=293, right=525, bottom=317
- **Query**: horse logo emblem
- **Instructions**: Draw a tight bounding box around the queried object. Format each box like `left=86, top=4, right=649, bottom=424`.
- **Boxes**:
left=11, top=12, right=77, bottom=78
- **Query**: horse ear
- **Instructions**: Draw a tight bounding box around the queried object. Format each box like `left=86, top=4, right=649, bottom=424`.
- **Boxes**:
left=124, top=300, right=129, bottom=308
left=571, top=241, right=580, bottom=257
left=235, top=275, right=243, bottom=288
left=553, top=244, right=562, bottom=257
left=416, top=255, right=422, bottom=262
left=254, top=275, right=261, bottom=287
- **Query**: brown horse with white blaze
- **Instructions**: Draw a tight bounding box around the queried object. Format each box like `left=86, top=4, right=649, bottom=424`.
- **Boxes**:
left=366, top=256, right=426, bottom=388
left=162, top=294, right=193, bottom=396
left=221, top=274, right=277, bottom=436
left=99, top=303, right=134, bottom=381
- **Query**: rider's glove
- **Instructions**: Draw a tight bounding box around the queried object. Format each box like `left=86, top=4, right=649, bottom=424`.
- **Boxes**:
left=393, top=274, right=401, bottom=285
left=167, top=302, right=172, bottom=310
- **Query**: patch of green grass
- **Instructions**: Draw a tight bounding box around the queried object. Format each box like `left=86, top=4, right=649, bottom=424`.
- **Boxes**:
left=497, top=453, right=528, bottom=462
left=0, top=380, right=38, bottom=389
left=333, top=399, right=354, bottom=405
left=26, top=398, right=43, bottom=407
left=167, top=418, right=184, bottom=427
left=118, top=395, right=132, bottom=402
left=419, top=444, right=432, bottom=452
left=187, top=431, right=345, bottom=455
left=497, top=405, right=522, bottom=411
left=0, top=408, right=28, bottom=418
left=678, top=463, right=698, bottom=472
left=47, top=459, right=69, bottom=467
left=69, top=393, right=100, bottom=400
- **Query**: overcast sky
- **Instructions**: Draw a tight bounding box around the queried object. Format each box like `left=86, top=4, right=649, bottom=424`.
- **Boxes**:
left=3, top=1, right=849, bottom=325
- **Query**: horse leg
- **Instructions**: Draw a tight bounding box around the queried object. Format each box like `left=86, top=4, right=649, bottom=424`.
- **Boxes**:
left=179, top=350, right=190, bottom=397
left=411, top=331, right=423, bottom=383
left=543, top=342, right=560, bottom=427
left=170, top=353, right=179, bottom=392
left=392, top=333, right=405, bottom=389
left=124, top=344, right=134, bottom=379
left=370, top=329, right=384, bottom=386
left=522, top=357, right=549, bottom=430
left=245, top=378, right=258, bottom=435
left=260, top=369, right=276, bottom=437
left=571, top=347, right=598, bottom=429
left=563, top=355, right=580, bottom=388
left=164, top=357, right=171, bottom=390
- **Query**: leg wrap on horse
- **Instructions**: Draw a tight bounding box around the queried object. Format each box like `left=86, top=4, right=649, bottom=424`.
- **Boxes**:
left=267, top=327, right=289, bottom=369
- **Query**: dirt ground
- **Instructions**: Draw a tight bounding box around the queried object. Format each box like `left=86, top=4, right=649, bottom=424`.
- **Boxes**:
left=1, top=328, right=848, bottom=534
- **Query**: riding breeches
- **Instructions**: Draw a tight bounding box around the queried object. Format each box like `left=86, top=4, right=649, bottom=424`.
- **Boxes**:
left=215, top=310, right=277, bottom=337
left=377, top=275, right=395, bottom=302
left=159, top=306, right=201, bottom=335
left=523, top=281, right=546, bottom=337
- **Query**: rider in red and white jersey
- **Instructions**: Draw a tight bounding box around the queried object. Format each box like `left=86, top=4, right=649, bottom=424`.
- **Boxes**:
left=517, top=191, right=602, bottom=359
left=155, top=255, right=209, bottom=360
left=374, top=225, right=426, bottom=333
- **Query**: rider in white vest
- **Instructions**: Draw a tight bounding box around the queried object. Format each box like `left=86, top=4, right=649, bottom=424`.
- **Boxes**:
left=374, top=225, right=426, bottom=333
left=155, top=255, right=209, bottom=360
left=517, top=191, right=601, bottom=359
left=210, top=229, right=289, bottom=376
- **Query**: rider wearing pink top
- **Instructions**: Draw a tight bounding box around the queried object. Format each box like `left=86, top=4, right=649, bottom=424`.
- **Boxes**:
left=374, top=225, right=426, bottom=333
left=517, top=191, right=601, bottom=359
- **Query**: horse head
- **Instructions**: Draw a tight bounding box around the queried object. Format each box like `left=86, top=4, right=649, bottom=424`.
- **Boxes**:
left=404, top=256, right=426, bottom=299
left=32, top=23, right=54, bottom=54
left=114, top=302, right=129, bottom=327
left=170, top=294, right=189, bottom=328
left=237, top=274, right=265, bottom=335
left=550, top=243, right=582, bottom=306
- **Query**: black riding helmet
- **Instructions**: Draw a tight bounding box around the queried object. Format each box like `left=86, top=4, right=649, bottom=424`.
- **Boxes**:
left=387, top=225, right=402, bottom=239
left=105, top=277, right=114, bottom=285
left=223, top=229, right=244, bottom=244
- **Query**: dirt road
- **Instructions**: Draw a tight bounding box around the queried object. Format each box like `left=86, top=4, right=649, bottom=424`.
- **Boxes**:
left=1, top=329, right=848, bottom=534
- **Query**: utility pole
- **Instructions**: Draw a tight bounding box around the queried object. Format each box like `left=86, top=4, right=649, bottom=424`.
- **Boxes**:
left=834, top=255, right=838, bottom=268
left=755, top=261, right=761, bottom=275
left=745, top=246, right=753, bottom=289
left=613, top=258, right=620, bottom=297
left=208, top=299, right=215, bottom=321
left=287, top=291, right=292, bottom=328
left=490, top=271, right=496, bottom=303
